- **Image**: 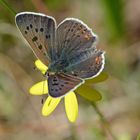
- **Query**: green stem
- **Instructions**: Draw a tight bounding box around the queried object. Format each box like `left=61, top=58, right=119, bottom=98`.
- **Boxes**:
left=70, top=124, right=78, bottom=140
left=0, top=0, right=16, bottom=16
left=91, top=102, right=117, bottom=140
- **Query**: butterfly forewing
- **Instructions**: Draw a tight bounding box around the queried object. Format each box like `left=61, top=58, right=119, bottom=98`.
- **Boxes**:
left=48, top=73, right=84, bottom=98
left=56, top=18, right=97, bottom=59
left=15, top=12, right=56, bottom=65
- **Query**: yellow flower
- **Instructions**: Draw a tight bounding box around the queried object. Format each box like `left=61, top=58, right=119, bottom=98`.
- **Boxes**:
left=29, top=60, right=108, bottom=122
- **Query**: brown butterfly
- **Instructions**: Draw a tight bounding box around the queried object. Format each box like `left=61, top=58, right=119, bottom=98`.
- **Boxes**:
left=15, top=12, right=105, bottom=98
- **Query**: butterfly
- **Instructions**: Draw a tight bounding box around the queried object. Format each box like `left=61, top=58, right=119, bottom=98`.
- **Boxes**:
left=15, top=12, right=105, bottom=98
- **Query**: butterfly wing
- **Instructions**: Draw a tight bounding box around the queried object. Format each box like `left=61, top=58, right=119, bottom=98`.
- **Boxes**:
left=55, top=18, right=105, bottom=79
left=15, top=12, right=56, bottom=66
left=56, top=18, right=97, bottom=59
left=48, top=73, right=84, bottom=98
left=65, top=49, right=105, bottom=79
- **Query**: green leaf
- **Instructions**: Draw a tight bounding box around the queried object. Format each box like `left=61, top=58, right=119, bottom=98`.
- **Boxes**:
left=85, top=72, right=108, bottom=85
left=118, top=133, right=132, bottom=140
left=137, top=133, right=140, bottom=140
left=76, top=84, right=102, bottom=102
left=100, top=0, right=125, bottom=39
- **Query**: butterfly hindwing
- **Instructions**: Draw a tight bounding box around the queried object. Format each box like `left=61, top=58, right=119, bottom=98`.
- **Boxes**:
left=48, top=73, right=84, bottom=97
left=15, top=12, right=56, bottom=65
left=66, top=49, right=105, bottom=79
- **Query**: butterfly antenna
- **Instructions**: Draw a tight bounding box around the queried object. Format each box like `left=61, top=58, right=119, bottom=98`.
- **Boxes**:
left=41, top=76, right=46, bottom=104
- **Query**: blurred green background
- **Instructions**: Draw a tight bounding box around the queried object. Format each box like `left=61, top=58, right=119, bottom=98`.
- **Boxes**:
left=0, top=0, right=140, bottom=140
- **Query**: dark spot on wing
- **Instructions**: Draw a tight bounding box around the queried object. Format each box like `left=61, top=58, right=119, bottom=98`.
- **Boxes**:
left=52, top=83, right=58, bottom=86
left=81, top=31, right=84, bottom=34
left=74, top=73, right=78, bottom=76
left=77, top=27, right=81, bottom=30
left=47, top=19, right=53, bottom=28
left=65, top=39, right=70, bottom=43
left=61, top=84, right=64, bottom=87
left=26, top=26, right=29, bottom=30
left=71, top=29, right=74, bottom=32
left=65, top=82, right=69, bottom=84
left=35, top=28, right=38, bottom=32
left=77, top=35, right=80, bottom=37
left=40, top=28, right=44, bottom=32
left=54, top=76, right=57, bottom=78
left=59, top=87, right=62, bottom=90
left=55, top=89, right=58, bottom=92
left=30, top=24, right=33, bottom=28
left=53, top=79, right=57, bottom=82
left=32, top=36, right=38, bottom=42
left=46, top=34, right=50, bottom=39
left=38, top=45, right=42, bottom=50
left=25, top=31, right=27, bottom=34
left=92, top=36, right=96, bottom=41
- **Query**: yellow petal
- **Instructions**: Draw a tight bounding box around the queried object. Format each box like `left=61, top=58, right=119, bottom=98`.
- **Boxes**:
left=35, top=60, right=48, bottom=74
left=29, top=80, right=48, bottom=95
left=42, top=96, right=61, bottom=116
left=64, top=92, right=78, bottom=123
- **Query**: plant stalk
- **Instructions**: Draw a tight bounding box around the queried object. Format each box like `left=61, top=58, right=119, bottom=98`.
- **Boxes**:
left=91, top=102, right=117, bottom=140
left=0, top=0, right=16, bottom=16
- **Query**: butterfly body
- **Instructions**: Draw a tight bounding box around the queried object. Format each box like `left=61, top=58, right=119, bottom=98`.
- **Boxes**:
left=15, top=12, right=105, bottom=98
left=48, top=58, right=69, bottom=73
